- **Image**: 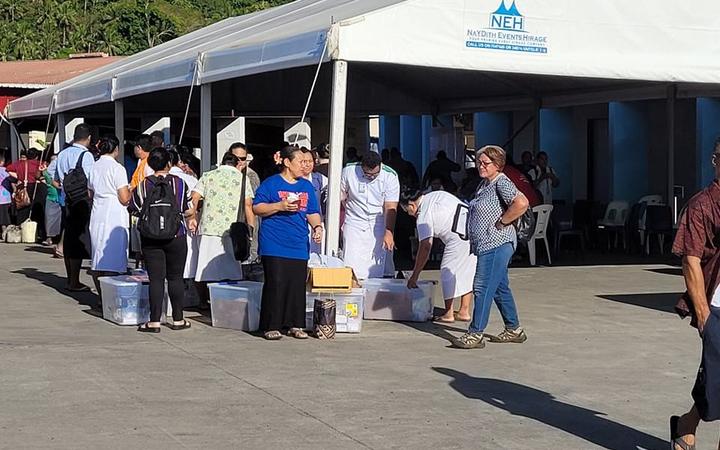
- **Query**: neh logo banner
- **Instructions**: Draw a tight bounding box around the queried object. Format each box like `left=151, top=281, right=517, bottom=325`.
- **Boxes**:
left=465, top=0, right=549, bottom=54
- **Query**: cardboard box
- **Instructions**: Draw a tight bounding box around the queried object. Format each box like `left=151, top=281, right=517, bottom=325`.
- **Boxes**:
left=307, top=267, right=354, bottom=293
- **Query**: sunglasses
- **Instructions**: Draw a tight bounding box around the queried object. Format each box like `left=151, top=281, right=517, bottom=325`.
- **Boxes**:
left=237, top=156, right=247, bottom=161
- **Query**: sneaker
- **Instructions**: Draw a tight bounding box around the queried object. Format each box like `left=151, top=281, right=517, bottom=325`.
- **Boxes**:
left=491, top=327, right=527, bottom=343
left=452, top=332, right=485, bottom=349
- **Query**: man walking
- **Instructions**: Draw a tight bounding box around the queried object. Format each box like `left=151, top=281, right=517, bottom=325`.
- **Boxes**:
left=53, top=123, right=95, bottom=292
left=340, top=151, right=399, bottom=279
left=670, top=138, right=720, bottom=449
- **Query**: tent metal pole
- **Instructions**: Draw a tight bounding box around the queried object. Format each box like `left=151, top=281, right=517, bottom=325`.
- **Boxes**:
left=9, top=121, right=18, bottom=161
left=56, top=113, right=67, bottom=151
left=533, top=99, right=541, bottom=153
left=114, top=100, right=125, bottom=163
left=200, top=83, right=213, bottom=174
left=325, top=60, right=348, bottom=257
left=667, top=84, right=677, bottom=222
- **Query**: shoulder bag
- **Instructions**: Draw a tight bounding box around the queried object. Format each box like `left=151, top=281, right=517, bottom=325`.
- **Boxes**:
left=229, top=169, right=252, bottom=261
left=12, top=161, right=31, bottom=209
left=496, top=178, right=536, bottom=244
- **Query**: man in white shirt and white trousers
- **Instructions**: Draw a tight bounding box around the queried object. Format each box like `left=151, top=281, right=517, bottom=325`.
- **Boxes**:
left=340, top=151, right=400, bottom=279
left=401, top=189, right=475, bottom=323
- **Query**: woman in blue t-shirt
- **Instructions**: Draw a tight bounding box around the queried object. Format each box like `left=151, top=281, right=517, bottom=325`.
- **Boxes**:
left=253, top=146, right=323, bottom=340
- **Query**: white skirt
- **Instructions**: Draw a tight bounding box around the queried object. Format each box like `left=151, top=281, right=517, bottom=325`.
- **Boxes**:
left=184, top=233, right=200, bottom=279
left=342, top=218, right=394, bottom=280
left=440, top=243, right=477, bottom=300
left=194, top=234, right=243, bottom=282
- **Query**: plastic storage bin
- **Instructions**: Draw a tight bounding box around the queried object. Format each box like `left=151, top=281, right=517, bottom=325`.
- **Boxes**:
left=208, top=281, right=263, bottom=331
left=305, top=289, right=365, bottom=333
left=99, top=275, right=166, bottom=325
left=362, top=279, right=435, bottom=322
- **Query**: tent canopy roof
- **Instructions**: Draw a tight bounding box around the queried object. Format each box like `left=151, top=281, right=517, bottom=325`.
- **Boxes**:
left=8, top=0, right=720, bottom=119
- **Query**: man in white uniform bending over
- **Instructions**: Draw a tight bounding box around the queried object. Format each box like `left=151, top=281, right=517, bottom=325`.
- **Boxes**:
left=341, top=151, right=400, bottom=279
left=401, top=188, right=475, bottom=323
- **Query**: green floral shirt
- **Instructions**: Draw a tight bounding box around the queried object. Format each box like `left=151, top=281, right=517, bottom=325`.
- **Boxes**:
left=193, top=165, right=254, bottom=237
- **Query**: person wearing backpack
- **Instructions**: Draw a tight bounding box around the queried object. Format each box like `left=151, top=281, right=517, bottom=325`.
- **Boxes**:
left=53, top=123, right=95, bottom=292
left=130, top=148, right=196, bottom=333
left=452, top=145, right=529, bottom=350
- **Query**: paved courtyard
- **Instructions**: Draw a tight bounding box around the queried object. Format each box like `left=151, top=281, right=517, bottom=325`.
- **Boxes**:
left=0, top=243, right=711, bottom=449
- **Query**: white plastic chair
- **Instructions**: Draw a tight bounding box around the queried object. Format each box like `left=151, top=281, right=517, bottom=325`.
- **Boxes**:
left=528, top=205, right=553, bottom=266
left=597, top=201, right=630, bottom=249
left=637, top=194, right=663, bottom=205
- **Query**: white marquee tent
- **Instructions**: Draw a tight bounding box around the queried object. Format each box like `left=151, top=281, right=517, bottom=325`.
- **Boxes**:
left=8, top=0, right=720, bottom=254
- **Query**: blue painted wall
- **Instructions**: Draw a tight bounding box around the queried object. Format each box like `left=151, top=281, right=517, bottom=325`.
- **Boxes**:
left=697, top=98, right=720, bottom=187
left=400, top=115, right=423, bottom=176
left=539, top=109, right=574, bottom=202
left=379, top=116, right=400, bottom=152
left=474, top=112, right=512, bottom=149
left=609, top=102, right=649, bottom=202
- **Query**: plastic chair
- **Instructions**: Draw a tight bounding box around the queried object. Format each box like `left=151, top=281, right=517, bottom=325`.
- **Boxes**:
left=641, top=205, right=673, bottom=255
left=637, top=194, right=663, bottom=205
left=528, top=205, right=553, bottom=266
left=553, top=204, right=585, bottom=256
left=597, top=201, right=630, bottom=249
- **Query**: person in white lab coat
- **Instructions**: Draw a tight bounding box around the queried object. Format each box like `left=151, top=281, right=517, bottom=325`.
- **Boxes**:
left=88, top=136, right=131, bottom=293
left=401, top=188, right=475, bottom=323
left=340, top=151, right=400, bottom=279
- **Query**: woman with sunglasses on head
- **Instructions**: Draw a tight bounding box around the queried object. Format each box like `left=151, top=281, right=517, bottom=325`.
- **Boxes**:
left=453, top=145, right=529, bottom=350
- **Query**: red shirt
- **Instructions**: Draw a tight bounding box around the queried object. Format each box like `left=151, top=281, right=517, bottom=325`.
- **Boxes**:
left=503, top=165, right=541, bottom=207
left=673, top=180, right=720, bottom=326
left=7, top=160, right=41, bottom=184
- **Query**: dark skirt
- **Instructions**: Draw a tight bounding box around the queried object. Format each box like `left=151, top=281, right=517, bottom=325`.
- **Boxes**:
left=64, top=199, right=91, bottom=260
left=259, top=255, right=307, bottom=332
left=693, top=307, right=720, bottom=421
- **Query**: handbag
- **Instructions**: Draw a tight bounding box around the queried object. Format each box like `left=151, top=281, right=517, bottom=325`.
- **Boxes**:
left=496, top=179, right=536, bottom=244
left=313, top=298, right=336, bottom=339
left=13, top=161, right=31, bottom=209
left=229, top=169, right=252, bottom=261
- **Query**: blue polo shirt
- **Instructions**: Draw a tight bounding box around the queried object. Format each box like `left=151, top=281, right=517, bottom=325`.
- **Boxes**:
left=254, top=174, right=320, bottom=260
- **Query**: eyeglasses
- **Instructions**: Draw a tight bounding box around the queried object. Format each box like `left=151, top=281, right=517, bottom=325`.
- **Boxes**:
left=477, top=159, right=495, bottom=168
left=363, top=168, right=381, bottom=178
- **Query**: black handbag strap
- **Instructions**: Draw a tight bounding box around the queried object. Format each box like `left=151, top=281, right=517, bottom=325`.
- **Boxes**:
left=236, top=168, right=247, bottom=223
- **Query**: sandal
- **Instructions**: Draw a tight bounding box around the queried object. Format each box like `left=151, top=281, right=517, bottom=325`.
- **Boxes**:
left=432, top=315, right=455, bottom=323
left=453, top=311, right=472, bottom=322
left=286, top=328, right=308, bottom=339
left=167, top=319, right=191, bottom=331
left=66, top=284, right=90, bottom=292
left=263, top=330, right=282, bottom=340
left=137, top=323, right=161, bottom=333
left=670, top=415, right=695, bottom=450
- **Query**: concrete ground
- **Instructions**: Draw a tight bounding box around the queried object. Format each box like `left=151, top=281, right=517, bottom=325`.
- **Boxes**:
left=0, top=243, right=712, bottom=449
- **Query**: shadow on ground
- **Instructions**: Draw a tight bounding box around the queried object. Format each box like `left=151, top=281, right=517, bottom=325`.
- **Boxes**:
left=645, top=267, right=683, bottom=277
left=596, top=292, right=681, bottom=314
left=12, top=267, right=99, bottom=308
left=433, top=367, right=665, bottom=450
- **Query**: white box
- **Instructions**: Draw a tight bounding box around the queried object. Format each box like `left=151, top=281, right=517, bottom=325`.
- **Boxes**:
left=362, top=279, right=435, bottom=322
left=208, top=281, right=263, bottom=331
left=305, top=289, right=365, bottom=333
left=99, top=275, right=167, bottom=325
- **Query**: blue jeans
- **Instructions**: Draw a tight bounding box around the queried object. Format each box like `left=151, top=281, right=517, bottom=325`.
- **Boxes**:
left=468, top=242, right=520, bottom=333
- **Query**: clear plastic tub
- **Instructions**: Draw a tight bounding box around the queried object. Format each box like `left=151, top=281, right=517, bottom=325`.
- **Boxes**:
left=99, top=275, right=166, bottom=325
left=208, top=281, right=263, bottom=331
left=305, top=289, right=365, bottom=333
left=362, top=279, right=435, bottom=322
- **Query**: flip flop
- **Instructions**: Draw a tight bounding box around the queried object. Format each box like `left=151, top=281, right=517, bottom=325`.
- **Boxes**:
left=167, top=319, right=191, bottom=331
left=263, top=330, right=282, bottom=340
left=137, top=323, right=161, bottom=333
left=670, top=415, right=695, bottom=450
left=66, top=285, right=90, bottom=292
left=433, top=315, right=455, bottom=323
left=453, top=312, right=472, bottom=322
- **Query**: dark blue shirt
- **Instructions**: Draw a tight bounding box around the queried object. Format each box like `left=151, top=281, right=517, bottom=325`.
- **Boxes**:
left=254, top=174, right=320, bottom=260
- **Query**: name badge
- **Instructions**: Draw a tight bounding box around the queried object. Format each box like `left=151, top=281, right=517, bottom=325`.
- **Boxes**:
left=359, top=183, right=367, bottom=193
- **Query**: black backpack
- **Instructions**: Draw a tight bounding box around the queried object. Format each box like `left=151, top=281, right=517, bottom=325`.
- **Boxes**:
left=63, top=151, right=90, bottom=205
left=137, top=175, right=182, bottom=240
left=496, top=181, right=537, bottom=244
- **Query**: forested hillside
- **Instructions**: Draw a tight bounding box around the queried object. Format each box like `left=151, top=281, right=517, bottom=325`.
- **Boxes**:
left=0, top=0, right=293, bottom=60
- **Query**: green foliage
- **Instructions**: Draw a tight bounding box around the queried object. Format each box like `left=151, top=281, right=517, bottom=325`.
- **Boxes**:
left=0, top=0, right=293, bottom=60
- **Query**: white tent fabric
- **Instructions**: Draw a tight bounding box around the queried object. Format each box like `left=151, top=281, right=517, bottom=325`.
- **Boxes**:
left=9, top=0, right=720, bottom=118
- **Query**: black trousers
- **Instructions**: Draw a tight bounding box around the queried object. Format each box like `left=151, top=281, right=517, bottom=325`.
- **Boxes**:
left=142, top=236, right=187, bottom=323
left=259, top=256, right=307, bottom=332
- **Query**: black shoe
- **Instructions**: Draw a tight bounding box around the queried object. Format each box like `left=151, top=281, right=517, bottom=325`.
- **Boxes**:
left=137, top=323, right=160, bottom=333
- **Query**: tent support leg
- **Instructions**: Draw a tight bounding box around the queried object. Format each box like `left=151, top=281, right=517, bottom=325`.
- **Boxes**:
left=200, top=83, right=213, bottom=174
left=114, top=100, right=125, bottom=163
left=56, top=113, right=67, bottom=152
left=667, top=84, right=676, bottom=222
left=9, top=121, right=19, bottom=161
left=325, top=60, right=348, bottom=257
